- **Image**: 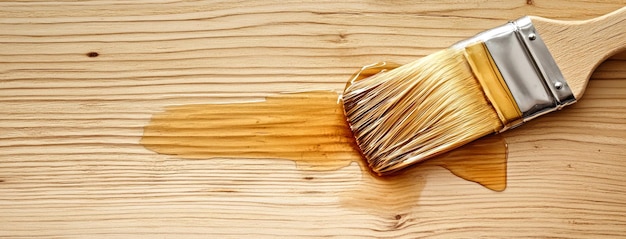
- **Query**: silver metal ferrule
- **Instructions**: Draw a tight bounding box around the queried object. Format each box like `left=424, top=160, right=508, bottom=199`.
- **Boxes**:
left=454, top=17, right=576, bottom=123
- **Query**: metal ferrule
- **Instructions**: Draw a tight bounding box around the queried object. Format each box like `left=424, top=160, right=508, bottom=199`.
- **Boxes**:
left=454, top=17, right=577, bottom=130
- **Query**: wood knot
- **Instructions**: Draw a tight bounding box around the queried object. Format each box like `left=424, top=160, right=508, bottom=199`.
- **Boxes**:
left=328, top=32, right=349, bottom=44
left=86, top=52, right=99, bottom=58
left=338, top=32, right=347, bottom=40
left=392, top=213, right=407, bottom=230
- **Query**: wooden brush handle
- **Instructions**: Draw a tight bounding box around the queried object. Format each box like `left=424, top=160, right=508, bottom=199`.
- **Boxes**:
left=530, top=6, right=626, bottom=99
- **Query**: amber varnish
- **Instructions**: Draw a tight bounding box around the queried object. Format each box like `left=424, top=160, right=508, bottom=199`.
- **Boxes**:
left=141, top=62, right=508, bottom=212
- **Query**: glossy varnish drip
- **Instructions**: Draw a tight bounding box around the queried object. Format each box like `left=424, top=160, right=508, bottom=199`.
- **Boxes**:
left=141, top=62, right=508, bottom=194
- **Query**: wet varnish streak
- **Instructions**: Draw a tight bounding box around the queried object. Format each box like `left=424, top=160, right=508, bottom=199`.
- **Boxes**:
left=141, top=63, right=508, bottom=211
left=142, top=91, right=360, bottom=170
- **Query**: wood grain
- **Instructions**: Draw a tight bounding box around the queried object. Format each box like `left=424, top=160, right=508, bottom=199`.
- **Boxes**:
left=1, top=0, right=626, bottom=238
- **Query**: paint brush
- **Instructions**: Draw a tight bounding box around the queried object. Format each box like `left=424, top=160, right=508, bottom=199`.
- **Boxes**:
left=342, top=7, right=626, bottom=175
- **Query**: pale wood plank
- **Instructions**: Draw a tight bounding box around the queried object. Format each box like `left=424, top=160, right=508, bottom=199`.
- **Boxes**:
left=1, top=1, right=626, bottom=238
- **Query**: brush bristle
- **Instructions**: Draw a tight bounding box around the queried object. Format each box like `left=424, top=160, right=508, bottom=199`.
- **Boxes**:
left=342, top=48, right=504, bottom=175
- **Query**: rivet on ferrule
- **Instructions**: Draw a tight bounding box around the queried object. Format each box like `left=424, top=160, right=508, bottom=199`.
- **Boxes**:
left=554, top=81, right=563, bottom=90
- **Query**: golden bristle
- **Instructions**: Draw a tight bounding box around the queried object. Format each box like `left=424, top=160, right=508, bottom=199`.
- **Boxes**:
left=342, top=48, right=505, bottom=175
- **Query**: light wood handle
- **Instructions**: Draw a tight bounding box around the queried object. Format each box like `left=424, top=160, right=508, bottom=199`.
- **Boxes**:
left=531, top=6, right=626, bottom=99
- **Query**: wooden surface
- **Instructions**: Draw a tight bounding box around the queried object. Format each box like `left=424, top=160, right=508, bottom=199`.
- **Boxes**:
left=1, top=0, right=626, bottom=238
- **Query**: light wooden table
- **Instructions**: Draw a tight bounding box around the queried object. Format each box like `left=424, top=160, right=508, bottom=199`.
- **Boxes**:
left=1, top=1, right=625, bottom=238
